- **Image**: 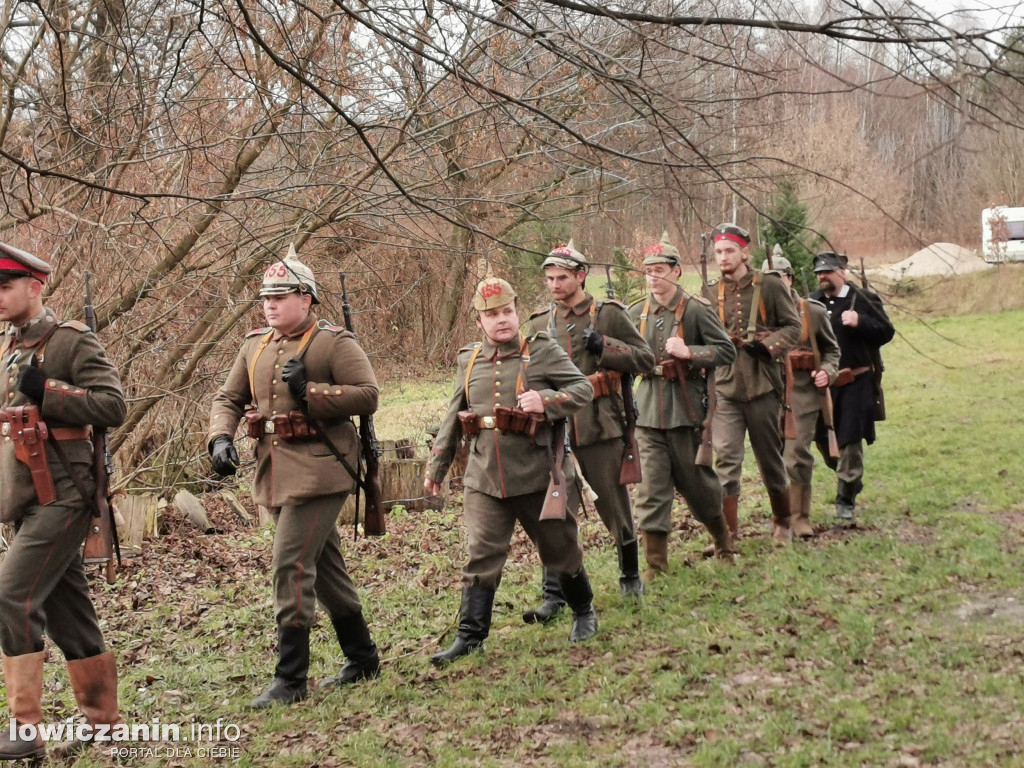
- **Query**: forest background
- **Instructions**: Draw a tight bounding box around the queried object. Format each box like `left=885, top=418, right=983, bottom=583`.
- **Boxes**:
left=1, top=0, right=1022, bottom=493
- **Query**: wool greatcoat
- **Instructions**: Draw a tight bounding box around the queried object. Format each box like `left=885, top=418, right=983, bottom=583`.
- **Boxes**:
left=526, top=294, right=654, bottom=546
left=626, top=286, right=736, bottom=534
left=0, top=307, right=126, bottom=658
left=208, top=313, right=379, bottom=627
left=426, top=332, right=593, bottom=590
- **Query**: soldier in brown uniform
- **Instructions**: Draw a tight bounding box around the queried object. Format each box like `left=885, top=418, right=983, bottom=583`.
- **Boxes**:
left=710, top=224, right=801, bottom=544
left=208, top=247, right=381, bottom=709
left=424, top=276, right=596, bottom=667
left=523, top=240, right=654, bottom=619
left=0, top=243, right=127, bottom=761
left=760, top=256, right=840, bottom=538
left=626, top=233, right=737, bottom=576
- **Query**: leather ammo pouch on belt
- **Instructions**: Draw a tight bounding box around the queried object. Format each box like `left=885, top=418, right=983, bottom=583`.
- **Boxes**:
left=0, top=405, right=57, bottom=505
left=457, top=410, right=482, bottom=437
left=651, top=358, right=687, bottom=382
left=244, top=409, right=317, bottom=440
left=587, top=370, right=621, bottom=398
left=788, top=349, right=816, bottom=371
left=245, top=409, right=265, bottom=439
left=493, top=405, right=544, bottom=438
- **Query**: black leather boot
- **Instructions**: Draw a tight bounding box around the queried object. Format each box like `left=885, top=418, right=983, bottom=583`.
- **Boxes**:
left=559, top=568, right=599, bottom=644
left=617, top=541, right=645, bottom=597
left=835, top=479, right=863, bottom=521
left=430, top=587, right=494, bottom=668
left=522, top=567, right=567, bottom=624
left=249, top=626, right=310, bottom=709
left=320, top=612, right=381, bottom=689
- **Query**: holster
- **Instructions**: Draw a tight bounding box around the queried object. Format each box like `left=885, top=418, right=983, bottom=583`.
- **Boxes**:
left=587, top=370, right=621, bottom=398
left=0, top=405, right=57, bottom=505
left=618, top=435, right=642, bottom=485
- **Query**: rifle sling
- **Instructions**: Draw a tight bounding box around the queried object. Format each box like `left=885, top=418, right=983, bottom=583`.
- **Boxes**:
left=46, top=433, right=121, bottom=565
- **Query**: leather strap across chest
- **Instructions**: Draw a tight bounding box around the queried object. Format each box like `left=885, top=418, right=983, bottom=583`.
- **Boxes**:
left=247, top=323, right=319, bottom=402
left=464, top=333, right=531, bottom=400
left=718, top=274, right=766, bottom=341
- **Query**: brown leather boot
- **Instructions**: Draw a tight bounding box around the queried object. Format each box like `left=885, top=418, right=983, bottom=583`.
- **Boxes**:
left=0, top=652, right=46, bottom=761
left=789, top=483, right=814, bottom=539
left=722, top=496, right=739, bottom=539
left=768, top=491, right=793, bottom=545
left=49, top=651, right=124, bottom=758
left=641, top=531, right=669, bottom=581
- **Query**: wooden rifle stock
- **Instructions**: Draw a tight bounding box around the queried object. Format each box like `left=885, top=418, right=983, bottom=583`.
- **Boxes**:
left=783, top=353, right=798, bottom=441
left=540, top=422, right=568, bottom=520
left=693, top=234, right=716, bottom=467
left=819, top=386, right=841, bottom=459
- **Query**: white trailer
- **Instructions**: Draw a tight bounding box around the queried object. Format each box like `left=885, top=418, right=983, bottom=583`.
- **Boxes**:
left=982, top=206, right=1024, bottom=263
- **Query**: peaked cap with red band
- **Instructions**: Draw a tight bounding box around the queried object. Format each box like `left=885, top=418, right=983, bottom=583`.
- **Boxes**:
left=542, top=238, right=588, bottom=272
left=0, top=241, right=51, bottom=283
left=712, top=223, right=751, bottom=248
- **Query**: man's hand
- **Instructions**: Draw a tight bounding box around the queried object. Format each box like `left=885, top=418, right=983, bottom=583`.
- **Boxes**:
left=16, top=366, right=46, bottom=404
left=582, top=328, right=605, bottom=355
left=282, top=357, right=308, bottom=400
left=841, top=310, right=859, bottom=328
left=812, top=369, right=830, bottom=388
left=424, top=478, right=442, bottom=496
left=742, top=340, right=771, bottom=362
left=516, top=390, right=544, bottom=414
left=665, top=337, right=692, bottom=360
left=209, top=436, right=240, bottom=477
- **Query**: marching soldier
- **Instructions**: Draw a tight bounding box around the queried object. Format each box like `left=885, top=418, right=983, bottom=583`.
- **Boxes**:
left=208, top=246, right=381, bottom=709
left=760, top=256, right=840, bottom=537
left=810, top=251, right=895, bottom=521
left=0, top=242, right=127, bottom=761
left=627, top=232, right=737, bottom=576
left=523, top=240, right=655, bottom=620
left=424, top=275, right=597, bottom=667
left=710, top=224, right=801, bottom=544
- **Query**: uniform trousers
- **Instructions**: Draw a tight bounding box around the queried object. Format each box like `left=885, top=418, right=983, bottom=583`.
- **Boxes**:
left=271, top=492, right=363, bottom=628
left=462, top=488, right=584, bottom=591
left=784, top=406, right=820, bottom=485
left=574, top=439, right=636, bottom=547
left=0, top=500, right=104, bottom=659
left=634, top=426, right=723, bottom=534
left=713, top=392, right=788, bottom=498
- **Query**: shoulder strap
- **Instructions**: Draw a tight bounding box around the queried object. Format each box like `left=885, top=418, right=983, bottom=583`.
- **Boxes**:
left=464, top=343, right=486, bottom=397
left=639, top=297, right=653, bottom=337
left=246, top=324, right=319, bottom=401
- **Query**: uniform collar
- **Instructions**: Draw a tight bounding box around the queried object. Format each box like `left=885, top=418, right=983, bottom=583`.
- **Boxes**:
left=271, top=313, right=317, bottom=342
left=650, top=285, right=684, bottom=312
left=481, top=334, right=523, bottom=360
left=556, top=293, right=593, bottom=317
left=722, top=269, right=754, bottom=290
left=5, top=307, right=56, bottom=347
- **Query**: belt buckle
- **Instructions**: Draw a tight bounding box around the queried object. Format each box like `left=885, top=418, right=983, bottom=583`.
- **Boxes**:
left=264, top=420, right=276, bottom=434
left=480, top=416, right=495, bottom=429
left=652, top=365, right=664, bottom=377
left=1, top=422, right=8, bottom=437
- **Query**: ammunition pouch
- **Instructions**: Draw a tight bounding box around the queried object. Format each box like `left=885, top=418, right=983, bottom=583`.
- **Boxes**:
left=0, top=405, right=57, bottom=506
left=587, top=370, right=622, bottom=398
left=458, top=409, right=483, bottom=437
left=493, top=405, right=545, bottom=438
left=644, top=358, right=690, bottom=382
left=245, top=410, right=320, bottom=441
left=788, top=349, right=816, bottom=372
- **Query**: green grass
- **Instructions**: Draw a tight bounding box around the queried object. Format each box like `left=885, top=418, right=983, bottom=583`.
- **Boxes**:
left=14, top=302, right=1024, bottom=767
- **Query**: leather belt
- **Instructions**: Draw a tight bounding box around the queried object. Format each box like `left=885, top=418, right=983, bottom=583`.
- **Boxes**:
left=479, top=416, right=496, bottom=429
left=49, top=427, right=92, bottom=441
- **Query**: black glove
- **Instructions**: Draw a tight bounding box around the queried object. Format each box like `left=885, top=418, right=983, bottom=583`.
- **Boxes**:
left=16, top=365, right=46, bottom=404
left=742, top=340, right=772, bottom=362
left=281, top=357, right=308, bottom=401
left=582, top=328, right=605, bottom=356
left=209, top=436, right=239, bottom=477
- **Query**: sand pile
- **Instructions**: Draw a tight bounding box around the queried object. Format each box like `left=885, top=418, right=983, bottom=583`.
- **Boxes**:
left=871, top=243, right=992, bottom=280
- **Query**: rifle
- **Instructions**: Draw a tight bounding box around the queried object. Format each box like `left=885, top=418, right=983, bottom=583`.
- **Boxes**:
left=81, top=272, right=119, bottom=584
left=803, top=296, right=840, bottom=459
left=339, top=273, right=386, bottom=536
left=858, top=257, right=887, bottom=422
left=605, top=264, right=641, bottom=485
left=539, top=420, right=568, bottom=520
left=694, top=234, right=716, bottom=467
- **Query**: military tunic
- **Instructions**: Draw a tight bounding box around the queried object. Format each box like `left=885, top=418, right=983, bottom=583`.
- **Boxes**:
left=526, top=294, right=654, bottom=546
left=711, top=270, right=801, bottom=498
left=208, top=314, right=379, bottom=627
left=783, top=295, right=840, bottom=485
left=810, top=283, right=894, bottom=485
left=0, top=307, right=126, bottom=659
left=626, top=286, right=736, bottom=534
left=427, top=333, right=593, bottom=590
